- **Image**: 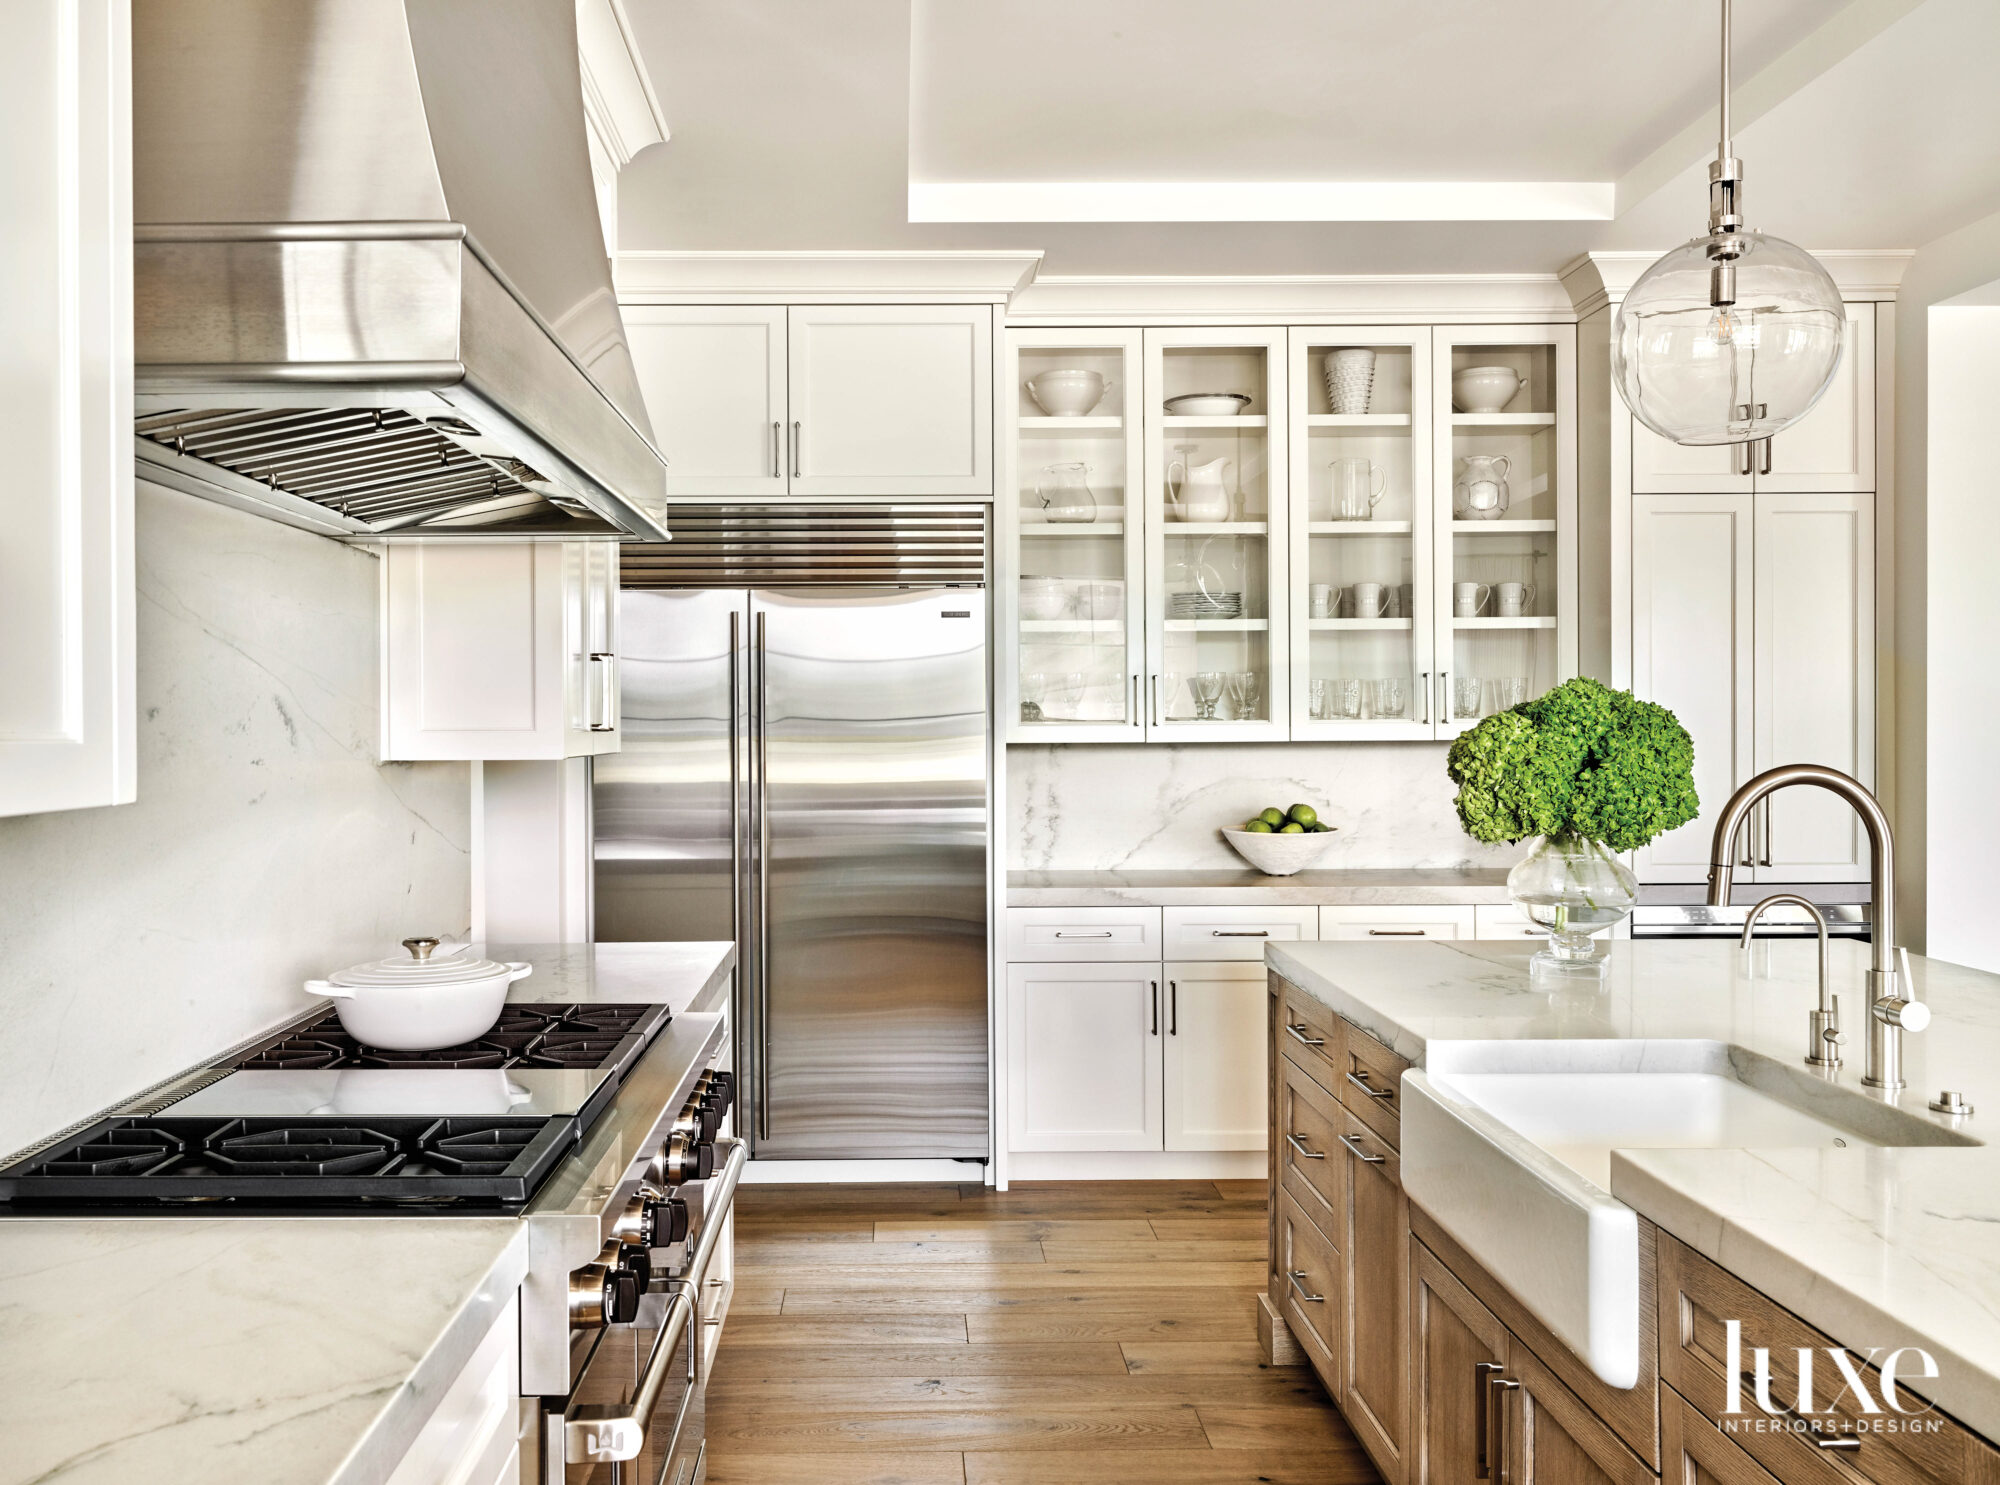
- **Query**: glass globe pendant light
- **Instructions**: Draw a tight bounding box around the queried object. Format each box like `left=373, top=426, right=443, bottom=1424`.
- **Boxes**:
left=1612, top=0, right=1845, bottom=446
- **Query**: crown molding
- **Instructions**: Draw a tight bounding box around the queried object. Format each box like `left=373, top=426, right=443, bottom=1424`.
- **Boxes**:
left=1561, top=248, right=1916, bottom=317
left=909, top=179, right=1615, bottom=224
left=1006, top=272, right=1577, bottom=326
left=576, top=0, right=668, bottom=170
left=614, top=250, right=1045, bottom=303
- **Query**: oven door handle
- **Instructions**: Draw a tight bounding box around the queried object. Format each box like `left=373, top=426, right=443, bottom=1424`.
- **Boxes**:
left=681, top=1136, right=748, bottom=1298
left=562, top=1286, right=696, bottom=1465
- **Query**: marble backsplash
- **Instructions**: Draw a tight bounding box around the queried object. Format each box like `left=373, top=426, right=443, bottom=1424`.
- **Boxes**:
left=0, top=484, right=472, bottom=1158
left=1008, top=741, right=1517, bottom=871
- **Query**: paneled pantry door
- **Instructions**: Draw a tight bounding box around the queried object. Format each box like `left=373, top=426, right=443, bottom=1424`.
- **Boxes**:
left=1287, top=328, right=1436, bottom=739
left=1004, top=328, right=1147, bottom=742
left=1142, top=327, right=1291, bottom=740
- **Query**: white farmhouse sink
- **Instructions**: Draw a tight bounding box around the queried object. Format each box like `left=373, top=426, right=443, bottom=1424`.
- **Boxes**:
left=1402, top=1040, right=1975, bottom=1389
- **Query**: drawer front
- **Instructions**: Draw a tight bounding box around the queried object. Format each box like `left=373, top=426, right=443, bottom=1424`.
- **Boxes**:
left=1162, top=904, right=1316, bottom=960
left=1473, top=903, right=1550, bottom=941
left=1663, top=1385, right=1784, bottom=1485
left=1006, top=906, right=1162, bottom=962
left=1277, top=1051, right=1346, bottom=1238
left=1660, top=1234, right=2000, bottom=1485
left=1276, top=1187, right=1343, bottom=1390
left=1340, top=1019, right=1408, bottom=1147
left=1320, top=905, right=1476, bottom=941
left=1277, top=977, right=1345, bottom=1093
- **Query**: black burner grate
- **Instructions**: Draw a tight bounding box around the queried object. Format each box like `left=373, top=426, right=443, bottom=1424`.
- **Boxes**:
left=236, top=1003, right=660, bottom=1072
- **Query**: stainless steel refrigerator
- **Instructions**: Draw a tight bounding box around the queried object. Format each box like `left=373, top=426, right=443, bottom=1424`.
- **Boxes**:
left=594, top=512, right=989, bottom=1160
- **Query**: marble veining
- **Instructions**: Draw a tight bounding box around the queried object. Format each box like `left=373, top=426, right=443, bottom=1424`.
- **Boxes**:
left=1008, top=741, right=1516, bottom=871
left=1270, top=937, right=2000, bottom=1438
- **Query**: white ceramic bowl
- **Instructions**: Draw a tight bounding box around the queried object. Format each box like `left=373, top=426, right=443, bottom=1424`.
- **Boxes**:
left=1222, top=826, right=1338, bottom=876
left=306, top=938, right=530, bottom=1050
left=1452, top=366, right=1524, bottom=414
left=1164, top=393, right=1253, bottom=417
left=1027, top=370, right=1107, bottom=417
left=1019, top=576, right=1069, bottom=622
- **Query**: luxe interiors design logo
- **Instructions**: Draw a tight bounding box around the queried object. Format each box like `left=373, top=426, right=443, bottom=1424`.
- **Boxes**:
left=1723, top=1320, right=1945, bottom=1442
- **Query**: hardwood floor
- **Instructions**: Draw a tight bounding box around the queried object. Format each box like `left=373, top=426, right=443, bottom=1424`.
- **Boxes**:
left=707, top=1179, right=1384, bottom=1485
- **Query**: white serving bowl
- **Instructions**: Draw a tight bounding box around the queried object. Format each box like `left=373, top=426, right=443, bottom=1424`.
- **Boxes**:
left=1222, top=826, right=1338, bottom=876
left=1164, top=392, right=1253, bottom=417
left=1452, top=366, right=1524, bottom=414
left=306, top=938, right=530, bottom=1050
left=1027, top=370, right=1107, bottom=417
left=1019, top=576, right=1069, bottom=622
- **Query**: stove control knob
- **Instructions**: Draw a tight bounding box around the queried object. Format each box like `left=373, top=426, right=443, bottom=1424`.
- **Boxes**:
left=651, top=1131, right=712, bottom=1186
left=605, top=1265, right=642, bottom=1326
left=618, top=1244, right=652, bottom=1295
left=568, top=1241, right=635, bottom=1330
left=655, top=1194, right=691, bottom=1245
left=672, top=1101, right=720, bottom=1143
left=706, top=1071, right=735, bottom=1113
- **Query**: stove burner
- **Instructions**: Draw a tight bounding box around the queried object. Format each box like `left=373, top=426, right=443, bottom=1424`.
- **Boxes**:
left=236, top=1003, right=657, bottom=1072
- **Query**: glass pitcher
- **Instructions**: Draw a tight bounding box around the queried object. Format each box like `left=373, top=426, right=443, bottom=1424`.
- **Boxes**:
left=1330, top=457, right=1387, bottom=521
left=1036, top=461, right=1097, bottom=523
left=1454, top=454, right=1511, bottom=520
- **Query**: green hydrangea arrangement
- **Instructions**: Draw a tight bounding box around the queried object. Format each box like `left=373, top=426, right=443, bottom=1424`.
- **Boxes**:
left=1445, top=677, right=1698, bottom=852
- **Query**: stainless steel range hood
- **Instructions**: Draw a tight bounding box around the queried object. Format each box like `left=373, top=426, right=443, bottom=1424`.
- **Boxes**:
left=131, top=0, right=670, bottom=540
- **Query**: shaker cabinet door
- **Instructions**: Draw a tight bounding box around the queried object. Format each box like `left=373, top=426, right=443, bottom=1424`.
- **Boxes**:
left=1757, top=304, right=1876, bottom=493
left=1409, top=1238, right=1508, bottom=1485
left=1162, top=962, right=1268, bottom=1151
left=624, top=305, right=789, bottom=497
left=1006, top=963, right=1163, bottom=1152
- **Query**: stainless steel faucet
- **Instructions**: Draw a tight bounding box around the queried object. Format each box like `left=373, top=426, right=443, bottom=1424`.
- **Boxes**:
left=1739, top=893, right=1843, bottom=1070
left=1707, top=765, right=1929, bottom=1091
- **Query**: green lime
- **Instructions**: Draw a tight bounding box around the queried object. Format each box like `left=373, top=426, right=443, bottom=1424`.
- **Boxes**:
left=1279, top=821, right=1306, bottom=834
left=1243, top=819, right=1274, bottom=833
left=1259, top=807, right=1286, bottom=827
left=1288, top=803, right=1318, bottom=826
left=1313, top=821, right=1333, bottom=832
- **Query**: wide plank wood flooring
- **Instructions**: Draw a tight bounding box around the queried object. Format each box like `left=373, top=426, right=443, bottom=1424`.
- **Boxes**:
left=707, top=1179, right=1383, bottom=1485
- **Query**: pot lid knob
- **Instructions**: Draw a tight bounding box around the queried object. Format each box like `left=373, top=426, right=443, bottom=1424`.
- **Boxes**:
left=401, top=936, right=441, bottom=961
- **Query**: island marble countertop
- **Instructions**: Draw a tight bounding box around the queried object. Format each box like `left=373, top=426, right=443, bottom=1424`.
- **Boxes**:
left=0, top=940, right=734, bottom=1485
left=1267, top=936, right=2000, bottom=1441
left=1008, top=867, right=1513, bottom=906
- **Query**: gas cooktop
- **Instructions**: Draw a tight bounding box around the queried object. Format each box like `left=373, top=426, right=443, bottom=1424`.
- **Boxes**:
left=0, top=1002, right=674, bottom=1212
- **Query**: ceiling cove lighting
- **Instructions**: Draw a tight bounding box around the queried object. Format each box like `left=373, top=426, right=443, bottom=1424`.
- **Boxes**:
left=1612, top=0, right=1845, bottom=447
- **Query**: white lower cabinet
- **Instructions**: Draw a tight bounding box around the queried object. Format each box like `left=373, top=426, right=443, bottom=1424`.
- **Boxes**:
left=1472, top=903, right=1548, bottom=940
left=384, top=1294, right=521, bottom=1485
left=1007, top=961, right=1164, bottom=1152
left=1319, top=905, right=1475, bottom=940
left=1163, top=961, right=1269, bottom=1150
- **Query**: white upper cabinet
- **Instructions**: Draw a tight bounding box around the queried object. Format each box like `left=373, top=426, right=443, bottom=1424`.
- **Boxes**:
left=624, top=304, right=994, bottom=498
left=788, top=305, right=993, bottom=496
left=382, top=540, right=620, bottom=761
left=1632, top=303, right=1876, bottom=494
left=624, top=306, right=788, bottom=497
left=0, top=0, right=135, bottom=818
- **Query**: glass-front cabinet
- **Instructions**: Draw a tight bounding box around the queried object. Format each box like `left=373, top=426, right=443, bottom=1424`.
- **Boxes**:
left=1142, top=327, right=1290, bottom=739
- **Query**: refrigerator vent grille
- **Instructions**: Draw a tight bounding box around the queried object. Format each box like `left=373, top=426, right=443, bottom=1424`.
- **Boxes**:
left=619, top=506, right=987, bottom=588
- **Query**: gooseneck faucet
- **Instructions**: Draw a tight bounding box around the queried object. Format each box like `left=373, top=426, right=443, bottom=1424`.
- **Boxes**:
left=1707, top=765, right=1928, bottom=1091
left=1739, top=894, right=1842, bottom=1069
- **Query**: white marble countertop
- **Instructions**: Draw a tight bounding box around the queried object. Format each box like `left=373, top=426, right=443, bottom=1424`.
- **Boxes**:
left=0, top=941, right=734, bottom=1485
left=1267, top=937, right=2000, bottom=1439
left=1008, top=867, right=1513, bottom=906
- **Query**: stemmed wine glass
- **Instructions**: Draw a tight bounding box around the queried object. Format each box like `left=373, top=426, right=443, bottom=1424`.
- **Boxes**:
left=1020, top=671, right=1046, bottom=722
left=1226, top=670, right=1261, bottom=721
left=1190, top=671, right=1223, bottom=721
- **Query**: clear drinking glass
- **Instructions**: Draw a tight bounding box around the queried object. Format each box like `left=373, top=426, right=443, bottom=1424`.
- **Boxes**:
left=1309, top=678, right=1329, bottom=720
left=1190, top=671, right=1224, bottom=720
left=1500, top=676, right=1530, bottom=709
left=1020, top=671, right=1046, bottom=722
left=1227, top=670, right=1261, bottom=721
left=1454, top=676, right=1483, bottom=719
left=1373, top=677, right=1406, bottom=718
left=1337, top=678, right=1364, bottom=719
left=1162, top=671, right=1184, bottom=721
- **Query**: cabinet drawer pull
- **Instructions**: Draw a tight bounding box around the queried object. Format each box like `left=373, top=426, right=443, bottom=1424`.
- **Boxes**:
left=1211, top=929, right=1270, bottom=937
left=1346, top=1069, right=1395, bottom=1101
left=1339, top=1132, right=1385, bottom=1164
left=1284, top=1132, right=1326, bottom=1161
left=1474, top=1362, right=1504, bottom=1478
left=1366, top=928, right=1427, bottom=936
left=1286, top=1269, right=1324, bottom=1304
left=1052, top=930, right=1115, bottom=939
left=1738, top=1373, right=1863, bottom=1451
left=1284, top=1023, right=1326, bottom=1048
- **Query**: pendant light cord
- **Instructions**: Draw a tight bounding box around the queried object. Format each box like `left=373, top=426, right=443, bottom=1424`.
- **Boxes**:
left=1718, top=0, right=1732, bottom=160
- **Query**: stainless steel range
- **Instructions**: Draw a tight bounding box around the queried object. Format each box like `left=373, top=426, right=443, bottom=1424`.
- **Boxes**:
left=0, top=989, right=741, bottom=1485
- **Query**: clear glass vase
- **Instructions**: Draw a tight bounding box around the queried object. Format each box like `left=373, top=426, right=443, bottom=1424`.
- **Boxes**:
left=1506, top=831, right=1638, bottom=980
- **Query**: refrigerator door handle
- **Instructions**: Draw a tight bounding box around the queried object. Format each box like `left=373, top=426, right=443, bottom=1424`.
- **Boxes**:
left=754, top=608, right=772, bottom=1142
left=728, top=609, right=743, bottom=971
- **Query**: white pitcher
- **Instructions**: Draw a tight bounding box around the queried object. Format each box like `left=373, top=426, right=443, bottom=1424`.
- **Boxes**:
left=1166, top=456, right=1234, bottom=522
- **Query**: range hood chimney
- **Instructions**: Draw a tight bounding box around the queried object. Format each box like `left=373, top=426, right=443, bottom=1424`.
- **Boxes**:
left=131, top=0, right=670, bottom=539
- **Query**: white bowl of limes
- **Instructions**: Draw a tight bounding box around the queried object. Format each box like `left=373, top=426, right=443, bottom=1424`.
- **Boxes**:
left=1223, top=803, right=1336, bottom=875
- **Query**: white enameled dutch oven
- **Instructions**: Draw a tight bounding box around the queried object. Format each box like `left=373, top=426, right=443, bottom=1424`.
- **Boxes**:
left=306, top=937, right=531, bottom=1051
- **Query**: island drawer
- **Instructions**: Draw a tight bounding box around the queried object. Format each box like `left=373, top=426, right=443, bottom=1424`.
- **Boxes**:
left=1005, top=907, right=1161, bottom=962
left=1274, top=1187, right=1342, bottom=1389
left=1659, top=1234, right=2000, bottom=1485
left=1276, top=1051, right=1346, bottom=1240
left=1276, top=976, right=1345, bottom=1092
left=1162, top=905, right=1317, bottom=960
left=1339, top=1020, right=1408, bottom=1147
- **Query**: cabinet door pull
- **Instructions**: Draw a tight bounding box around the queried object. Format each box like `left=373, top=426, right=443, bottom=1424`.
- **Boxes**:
left=1052, top=930, right=1114, bottom=939
left=1285, top=1269, right=1324, bottom=1304
left=1338, top=1132, right=1385, bottom=1164
left=1149, top=980, right=1158, bottom=1036
left=790, top=420, right=801, bottom=478
left=587, top=653, right=617, bottom=731
left=1284, top=1132, right=1325, bottom=1161
left=1150, top=673, right=1160, bottom=726
left=1737, top=1373, right=1863, bottom=1451
left=1366, top=928, right=1426, bottom=937
left=1346, top=1069, right=1395, bottom=1101
left=1489, top=1375, right=1521, bottom=1482
left=1211, top=929, right=1269, bottom=937
left=1474, top=1362, right=1505, bottom=1479
left=770, top=420, right=781, bottom=478
left=1420, top=669, right=1432, bottom=725
left=1168, top=980, right=1177, bottom=1036
left=1130, top=673, right=1141, bottom=727
left=1284, top=1022, right=1325, bottom=1048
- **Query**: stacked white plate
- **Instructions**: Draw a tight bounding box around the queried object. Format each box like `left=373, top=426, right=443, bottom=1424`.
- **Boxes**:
left=1168, top=590, right=1243, bottom=619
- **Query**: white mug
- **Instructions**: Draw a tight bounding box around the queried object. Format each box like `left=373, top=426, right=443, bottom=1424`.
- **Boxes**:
left=1350, top=581, right=1389, bottom=618
left=1496, top=581, right=1536, bottom=618
left=1309, top=584, right=1334, bottom=619
left=1453, top=582, right=1491, bottom=618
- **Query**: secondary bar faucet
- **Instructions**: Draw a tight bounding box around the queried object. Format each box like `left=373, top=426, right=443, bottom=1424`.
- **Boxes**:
left=1708, top=765, right=1929, bottom=1092
left=1738, top=894, right=1842, bottom=1070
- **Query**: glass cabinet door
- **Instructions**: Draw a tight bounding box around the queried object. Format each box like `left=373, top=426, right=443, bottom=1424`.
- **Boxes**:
left=1142, top=328, right=1290, bottom=739
left=1287, top=328, right=1435, bottom=738
left=1005, top=329, right=1146, bottom=742
left=1431, top=327, right=1576, bottom=736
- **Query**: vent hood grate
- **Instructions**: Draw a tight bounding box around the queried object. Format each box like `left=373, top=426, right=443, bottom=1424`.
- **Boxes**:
left=619, top=506, right=989, bottom=588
